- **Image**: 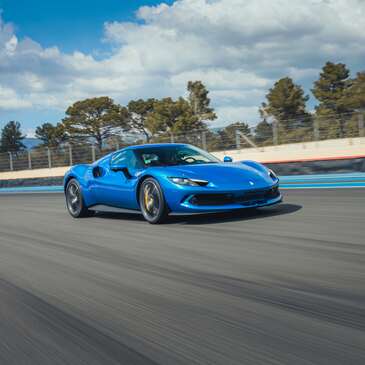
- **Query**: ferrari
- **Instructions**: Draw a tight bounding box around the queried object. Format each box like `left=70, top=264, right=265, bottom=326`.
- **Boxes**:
left=64, top=143, right=281, bottom=223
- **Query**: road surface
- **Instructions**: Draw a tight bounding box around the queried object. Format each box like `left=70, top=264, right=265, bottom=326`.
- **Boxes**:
left=0, top=189, right=364, bottom=364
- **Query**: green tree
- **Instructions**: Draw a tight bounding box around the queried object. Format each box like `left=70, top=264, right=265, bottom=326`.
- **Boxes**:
left=0, top=121, right=26, bottom=153
left=127, top=98, right=156, bottom=142
left=342, top=72, right=365, bottom=110
left=105, top=134, right=126, bottom=151
left=312, top=62, right=351, bottom=138
left=254, top=119, right=273, bottom=145
left=146, top=97, right=205, bottom=137
left=187, top=81, right=217, bottom=123
left=260, top=77, right=310, bottom=131
left=62, top=97, right=128, bottom=149
left=133, top=81, right=217, bottom=142
left=312, top=62, right=350, bottom=113
left=35, top=122, right=66, bottom=147
left=340, top=72, right=365, bottom=137
left=218, top=122, right=252, bottom=150
left=204, top=130, right=222, bottom=151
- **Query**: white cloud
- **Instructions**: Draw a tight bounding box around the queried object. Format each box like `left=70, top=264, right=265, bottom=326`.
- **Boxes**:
left=214, top=106, right=260, bottom=126
left=24, top=128, right=36, bottom=138
left=0, top=85, right=32, bottom=109
left=4, top=34, right=17, bottom=55
left=0, top=0, right=365, bottom=127
left=170, top=69, right=270, bottom=90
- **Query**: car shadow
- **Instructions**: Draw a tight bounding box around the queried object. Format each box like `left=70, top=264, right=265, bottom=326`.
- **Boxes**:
left=95, top=211, right=145, bottom=222
left=166, top=203, right=302, bottom=225
left=94, top=203, right=302, bottom=225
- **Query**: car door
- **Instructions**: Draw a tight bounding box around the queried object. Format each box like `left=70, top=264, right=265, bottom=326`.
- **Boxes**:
left=92, top=150, right=137, bottom=209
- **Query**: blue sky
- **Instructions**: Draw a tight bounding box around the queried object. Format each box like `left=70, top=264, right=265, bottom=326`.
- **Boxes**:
left=0, top=0, right=173, bottom=54
left=0, top=0, right=364, bottom=136
left=0, top=0, right=173, bottom=134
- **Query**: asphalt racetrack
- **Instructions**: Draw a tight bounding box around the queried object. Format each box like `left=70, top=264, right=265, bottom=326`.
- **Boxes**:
left=0, top=189, right=364, bottom=364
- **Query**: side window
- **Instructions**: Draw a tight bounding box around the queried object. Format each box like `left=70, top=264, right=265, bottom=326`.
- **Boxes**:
left=141, top=153, right=160, bottom=166
left=110, top=151, right=128, bottom=166
left=127, top=150, right=141, bottom=169
left=110, top=150, right=142, bottom=170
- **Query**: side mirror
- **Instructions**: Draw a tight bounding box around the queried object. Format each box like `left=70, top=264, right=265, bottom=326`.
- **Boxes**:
left=223, top=156, right=233, bottom=163
left=110, top=163, right=126, bottom=172
left=110, top=163, right=132, bottom=178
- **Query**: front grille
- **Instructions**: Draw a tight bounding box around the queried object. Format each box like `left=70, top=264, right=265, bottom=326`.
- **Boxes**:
left=189, top=194, right=235, bottom=206
left=189, top=186, right=279, bottom=206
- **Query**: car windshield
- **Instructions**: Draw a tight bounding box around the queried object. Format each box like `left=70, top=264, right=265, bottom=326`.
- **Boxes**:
left=133, top=145, right=220, bottom=167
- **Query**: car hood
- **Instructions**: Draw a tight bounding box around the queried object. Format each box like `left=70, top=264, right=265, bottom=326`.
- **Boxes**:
left=152, top=163, right=274, bottom=190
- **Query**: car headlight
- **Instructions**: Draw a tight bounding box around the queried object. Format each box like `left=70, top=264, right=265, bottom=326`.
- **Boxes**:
left=168, top=177, right=208, bottom=186
left=268, top=169, right=278, bottom=181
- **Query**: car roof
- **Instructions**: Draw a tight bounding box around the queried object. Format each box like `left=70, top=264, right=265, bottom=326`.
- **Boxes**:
left=98, top=144, right=190, bottom=163
left=126, top=143, right=188, bottom=150
left=97, top=143, right=201, bottom=164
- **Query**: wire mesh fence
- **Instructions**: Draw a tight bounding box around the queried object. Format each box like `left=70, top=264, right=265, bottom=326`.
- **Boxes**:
left=0, top=114, right=364, bottom=173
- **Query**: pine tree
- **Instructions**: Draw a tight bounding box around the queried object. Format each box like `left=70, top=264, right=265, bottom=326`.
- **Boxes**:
left=62, top=97, right=128, bottom=149
left=342, top=72, right=365, bottom=111
left=341, top=72, right=365, bottom=137
left=127, top=99, right=156, bottom=142
left=35, top=122, right=66, bottom=147
left=187, top=81, right=217, bottom=123
left=0, top=121, right=26, bottom=153
left=260, top=77, right=310, bottom=131
left=218, top=122, right=252, bottom=149
left=312, top=62, right=351, bottom=138
left=254, top=119, right=273, bottom=145
left=146, top=97, right=204, bottom=137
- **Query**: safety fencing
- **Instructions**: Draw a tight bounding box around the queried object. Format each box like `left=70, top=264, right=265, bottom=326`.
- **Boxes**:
left=0, top=113, right=364, bottom=172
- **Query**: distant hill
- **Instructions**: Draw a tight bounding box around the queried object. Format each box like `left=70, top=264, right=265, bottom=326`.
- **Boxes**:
left=23, top=138, right=42, bottom=150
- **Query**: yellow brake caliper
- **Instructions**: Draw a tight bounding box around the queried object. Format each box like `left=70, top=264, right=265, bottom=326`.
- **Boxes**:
left=144, top=186, right=154, bottom=212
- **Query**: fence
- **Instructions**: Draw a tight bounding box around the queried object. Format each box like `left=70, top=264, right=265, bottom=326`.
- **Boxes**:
left=0, top=113, right=364, bottom=173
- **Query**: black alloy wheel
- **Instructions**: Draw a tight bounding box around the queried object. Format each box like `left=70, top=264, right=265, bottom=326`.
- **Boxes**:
left=66, top=179, right=93, bottom=218
left=139, top=178, right=168, bottom=224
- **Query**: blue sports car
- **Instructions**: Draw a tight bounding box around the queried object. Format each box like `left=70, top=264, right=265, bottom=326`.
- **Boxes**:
left=64, top=143, right=281, bottom=223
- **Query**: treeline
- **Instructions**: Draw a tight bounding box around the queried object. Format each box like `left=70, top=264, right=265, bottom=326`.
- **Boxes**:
left=0, top=81, right=216, bottom=153
left=1, top=61, right=364, bottom=154
left=257, top=62, right=365, bottom=145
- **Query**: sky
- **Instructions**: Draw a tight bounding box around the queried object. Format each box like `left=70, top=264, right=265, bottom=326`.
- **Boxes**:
left=0, top=0, right=364, bottom=136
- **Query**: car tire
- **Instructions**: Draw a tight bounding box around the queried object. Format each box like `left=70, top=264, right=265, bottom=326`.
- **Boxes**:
left=139, top=177, right=169, bottom=224
left=66, top=178, right=93, bottom=218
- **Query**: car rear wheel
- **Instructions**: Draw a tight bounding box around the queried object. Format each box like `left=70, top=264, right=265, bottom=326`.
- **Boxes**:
left=66, top=179, right=93, bottom=218
left=139, top=178, right=168, bottom=224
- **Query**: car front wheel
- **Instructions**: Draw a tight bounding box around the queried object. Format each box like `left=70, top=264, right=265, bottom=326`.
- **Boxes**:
left=139, top=178, right=168, bottom=224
